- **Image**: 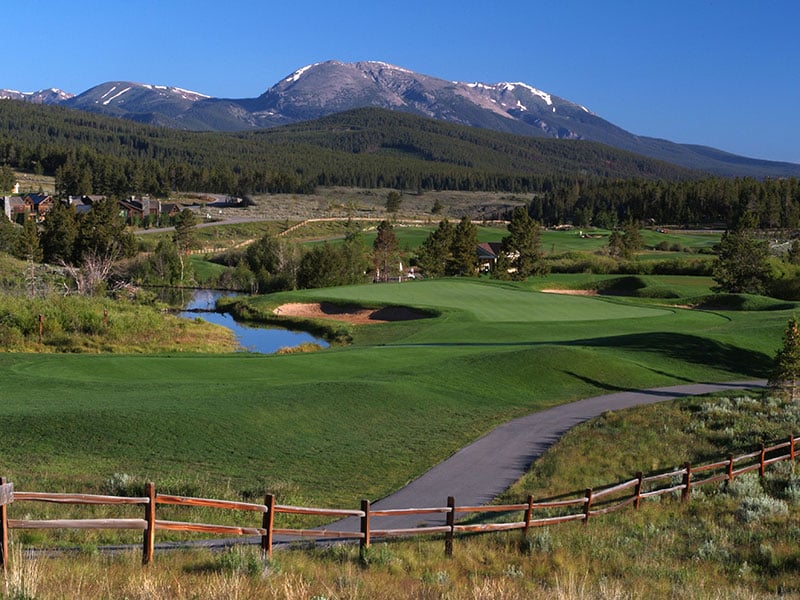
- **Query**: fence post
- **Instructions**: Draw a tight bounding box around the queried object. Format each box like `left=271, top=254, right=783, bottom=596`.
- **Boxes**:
left=682, top=463, right=692, bottom=502
left=142, top=482, right=155, bottom=566
left=359, top=499, right=370, bottom=562
left=634, top=472, right=643, bottom=510
left=38, top=314, right=43, bottom=344
left=759, top=444, right=766, bottom=479
left=445, top=496, right=455, bottom=557
left=522, top=495, right=534, bottom=539
left=727, top=453, right=735, bottom=485
left=0, top=477, right=8, bottom=575
left=583, top=488, right=593, bottom=525
left=262, top=494, right=275, bottom=560
left=791, top=436, right=797, bottom=474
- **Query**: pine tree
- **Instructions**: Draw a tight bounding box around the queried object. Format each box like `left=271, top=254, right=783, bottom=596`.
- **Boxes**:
left=40, top=201, right=78, bottom=264
left=372, top=220, right=399, bottom=282
left=503, top=206, right=548, bottom=280
left=173, top=208, right=197, bottom=285
left=15, top=218, right=42, bottom=263
left=769, top=315, right=800, bottom=401
left=712, top=228, right=771, bottom=294
left=450, top=216, right=478, bottom=276
left=416, top=219, right=454, bottom=277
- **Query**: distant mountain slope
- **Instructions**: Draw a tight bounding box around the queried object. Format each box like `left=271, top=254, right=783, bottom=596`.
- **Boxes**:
left=4, top=61, right=799, bottom=178
left=0, top=100, right=699, bottom=189
left=0, top=88, right=73, bottom=104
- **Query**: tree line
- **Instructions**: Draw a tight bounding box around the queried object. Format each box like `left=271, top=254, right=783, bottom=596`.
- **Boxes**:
left=0, top=101, right=697, bottom=200
left=529, top=177, right=800, bottom=229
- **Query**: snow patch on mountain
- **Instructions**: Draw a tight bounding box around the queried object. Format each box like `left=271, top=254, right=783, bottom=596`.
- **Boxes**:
left=103, top=86, right=132, bottom=105
left=286, top=64, right=319, bottom=83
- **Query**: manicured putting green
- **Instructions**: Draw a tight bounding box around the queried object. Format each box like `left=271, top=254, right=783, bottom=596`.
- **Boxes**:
left=302, top=279, right=670, bottom=322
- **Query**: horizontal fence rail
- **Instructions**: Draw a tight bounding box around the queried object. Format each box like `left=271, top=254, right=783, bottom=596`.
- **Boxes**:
left=0, top=435, right=797, bottom=570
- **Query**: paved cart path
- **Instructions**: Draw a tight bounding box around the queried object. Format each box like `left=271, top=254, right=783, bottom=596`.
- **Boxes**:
left=94, top=379, right=765, bottom=553
left=325, top=380, right=766, bottom=533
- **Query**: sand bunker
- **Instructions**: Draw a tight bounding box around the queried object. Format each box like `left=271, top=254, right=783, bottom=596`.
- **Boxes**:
left=540, top=289, right=598, bottom=296
left=274, top=302, right=430, bottom=324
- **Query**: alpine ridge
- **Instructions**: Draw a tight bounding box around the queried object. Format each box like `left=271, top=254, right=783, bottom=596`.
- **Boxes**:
left=3, top=60, right=799, bottom=178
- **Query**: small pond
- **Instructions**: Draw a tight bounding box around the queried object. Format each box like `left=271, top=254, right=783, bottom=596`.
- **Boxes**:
left=179, top=289, right=329, bottom=354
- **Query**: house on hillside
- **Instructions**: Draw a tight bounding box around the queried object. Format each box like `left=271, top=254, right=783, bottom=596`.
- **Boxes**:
left=118, top=196, right=161, bottom=223
left=477, top=241, right=519, bottom=274
left=477, top=242, right=504, bottom=273
left=23, top=193, right=54, bottom=221
left=4, top=196, right=26, bottom=222
left=160, top=203, right=182, bottom=220
left=66, top=195, right=105, bottom=215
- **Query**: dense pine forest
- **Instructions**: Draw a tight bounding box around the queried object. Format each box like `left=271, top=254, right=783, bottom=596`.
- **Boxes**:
left=0, top=100, right=695, bottom=196
left=2, top=100, right=800, bottom=228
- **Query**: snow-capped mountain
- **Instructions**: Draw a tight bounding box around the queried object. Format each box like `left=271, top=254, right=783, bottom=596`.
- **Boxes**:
left=0, top=88, right=73, bottom=104
left=248, top=61, right=605, bottom=140
left=3, top=61, right=798, bottom=177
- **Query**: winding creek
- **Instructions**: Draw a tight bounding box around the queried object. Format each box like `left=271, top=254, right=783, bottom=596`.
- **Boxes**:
left=178, top=289, right=329, bottom=354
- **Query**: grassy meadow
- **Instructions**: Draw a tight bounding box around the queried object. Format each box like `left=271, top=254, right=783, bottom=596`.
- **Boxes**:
left=6, top=391, right=800, bottom=599
left=2, top=270, right=798, bottom=597
left=1, top=277, right=786, bottom=506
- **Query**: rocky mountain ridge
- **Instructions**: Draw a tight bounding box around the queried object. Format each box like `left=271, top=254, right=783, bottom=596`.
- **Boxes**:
left=3, top=61, right=799, bottom=178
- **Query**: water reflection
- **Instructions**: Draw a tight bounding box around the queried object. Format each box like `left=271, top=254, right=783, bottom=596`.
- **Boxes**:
left=179, top=290, right=329, bottom=354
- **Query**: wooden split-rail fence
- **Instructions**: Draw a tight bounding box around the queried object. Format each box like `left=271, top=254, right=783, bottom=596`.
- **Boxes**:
left=0, top=434, right=797, bottom=571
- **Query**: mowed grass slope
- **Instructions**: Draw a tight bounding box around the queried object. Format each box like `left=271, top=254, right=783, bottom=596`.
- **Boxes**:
left=0, top=278, right=784, bottom=512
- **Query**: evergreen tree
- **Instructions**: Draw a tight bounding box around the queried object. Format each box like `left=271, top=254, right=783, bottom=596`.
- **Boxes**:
left=0, top=165, right=15, bottom=193
left=297, top=243, right=347, bottom=289
left=769, top=315, right=800, bottom=401
left=243, top=232, right=299, bottom=292
left=385, top=190, right=402, bottom=213
left=149, top=239, right=184, bottom=285
left=450, top=216, right=478, bottom=276
left=608, top=229, right=625, bottom=258
left=0, top=215, right=16, bottom=254
left=172, top=208, right=198, bottom=285
left=372, top=220, right=399, bottom=282
left=75, top=198, right=135, bottom=263
left=503, top=206, right=547, bottom=280
left=622, top=220, right=643, bottom=258
left=341, top=229, right=370, bottom=285
left=245, top=232, right=283, bottom=275
left=416, top=219, right=454, bottom=277
left=40, top=201, right=78, bottom=264
left=712, top=228, right=771, bottom=294
left=15, top=218, right=42, bottom=263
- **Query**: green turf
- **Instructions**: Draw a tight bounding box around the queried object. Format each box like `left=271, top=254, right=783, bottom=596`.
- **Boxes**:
left=0, top=277, right=785, bottom=511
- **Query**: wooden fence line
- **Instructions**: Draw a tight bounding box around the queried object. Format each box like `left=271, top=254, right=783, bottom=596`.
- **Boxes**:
left=1, top=434, right=798, bottom=569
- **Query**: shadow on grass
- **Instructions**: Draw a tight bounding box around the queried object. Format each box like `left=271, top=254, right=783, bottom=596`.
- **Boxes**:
left=563, top=371, right=709, bottom=399
left=576, top=332, right=772, bottom=378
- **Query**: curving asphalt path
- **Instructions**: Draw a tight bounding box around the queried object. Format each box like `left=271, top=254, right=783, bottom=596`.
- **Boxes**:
left=326, top=380, right=766, bottom=533
left=92, top=379, right=766, bottom=553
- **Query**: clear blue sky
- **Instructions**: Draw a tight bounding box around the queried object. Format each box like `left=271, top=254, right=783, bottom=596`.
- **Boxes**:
left=7, top=0, right=799, bottom=163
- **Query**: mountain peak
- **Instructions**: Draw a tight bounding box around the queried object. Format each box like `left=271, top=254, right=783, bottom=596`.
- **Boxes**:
left=2, top=60, right=796, bottom=177
left=0, top=88, right=73, bottom=104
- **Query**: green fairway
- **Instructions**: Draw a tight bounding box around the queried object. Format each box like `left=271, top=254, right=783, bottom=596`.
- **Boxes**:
left=299, top=278, right=671, bottom=322
left=0, top=278, right=786, bottom=515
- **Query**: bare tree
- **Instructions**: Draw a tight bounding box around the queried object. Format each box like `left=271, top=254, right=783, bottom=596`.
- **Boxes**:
left=60, top=250, right=121, bottom=296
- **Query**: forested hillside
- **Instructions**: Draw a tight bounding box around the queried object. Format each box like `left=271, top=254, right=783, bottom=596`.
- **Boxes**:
left=0, top=101, right=697, bottom=198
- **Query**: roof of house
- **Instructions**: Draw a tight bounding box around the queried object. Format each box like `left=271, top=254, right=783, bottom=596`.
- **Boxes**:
left=23, top=193, right=52, bottom=206
left=477, top=242, right=504, bottom=259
